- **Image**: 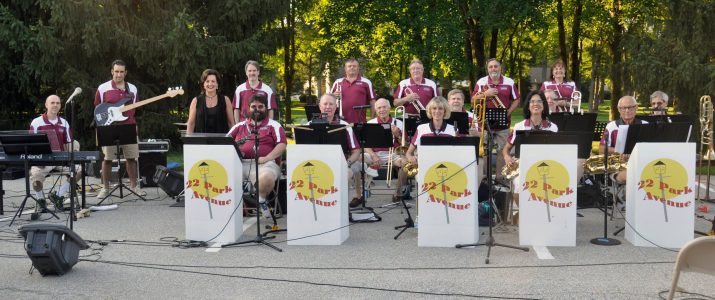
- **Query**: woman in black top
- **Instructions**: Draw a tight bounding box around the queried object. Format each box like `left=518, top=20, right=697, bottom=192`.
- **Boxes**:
left=186, top=69, right=235, bottom=134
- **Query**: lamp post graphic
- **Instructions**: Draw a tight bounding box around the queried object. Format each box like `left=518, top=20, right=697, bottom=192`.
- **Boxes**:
left=436, top=164, right=450, bottom=224
left=303, top=162, right=318, bottom=221
left=198, top=162, right=213, bottom=219
left=654, top=161, right=669, bottom=222
left=537, top=162, right=551, bottom=222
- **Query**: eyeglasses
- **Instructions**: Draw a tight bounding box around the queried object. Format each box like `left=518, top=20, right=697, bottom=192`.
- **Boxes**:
left=651, top=101, right=664, bottom=106
left=618, top=105, right=637, bottom=111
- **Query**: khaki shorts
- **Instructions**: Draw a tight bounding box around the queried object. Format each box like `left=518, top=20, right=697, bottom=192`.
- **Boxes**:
left=103, top=143, right=139, bottom=160
left=31, top=141, right=81, bottom=186
left=242, top=160, right=281, bottom=184
left=492, top=129, right=510, bottom=151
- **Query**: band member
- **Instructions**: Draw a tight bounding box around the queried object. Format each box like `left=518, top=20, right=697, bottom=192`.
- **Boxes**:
left=95, top=59, right=143, bottom=199
left=393, top=59, right=439, bottom=115
left=405, top=97, right=457, bottom=165
left=544, top=89, right=567, bottom=113
left=330, top=58, right=376, bottom=124
left=310, top=94, right=364, bottom=207
left=540, top=59, right=578, bottom=111
left=447, top=89, right=480, bottom=136
left=502, top=91, right=558, bottom=167
left=228, top=94, right=286, bottom=218
left=29, top=95, right=81, bottom=202
left=233, top=60, right=278, bottom=122
left=649, top=91, right=669, bottom=116
left=472, top=58, right=520, bottom=180
left=187, top=69, right=235, bottom=134
left=365, top=98, right=405, bottom=202
left=600, top=96, right=648, bottom=184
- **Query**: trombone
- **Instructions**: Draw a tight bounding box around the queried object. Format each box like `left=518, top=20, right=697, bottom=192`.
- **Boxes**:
left=334, top=84, right=343, bottom=119
left=471, top=93, right=487, bottom=157
left=404, top=86, right=426, bottom=113
left=697, top=95, right=714, bottom=202
left=387, top=106, right=406, bottom=187
left=480, top=84, right=506, bottom=109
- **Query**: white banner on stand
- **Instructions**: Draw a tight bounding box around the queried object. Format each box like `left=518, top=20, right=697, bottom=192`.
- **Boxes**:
left=625, top=143, right=695, bottom=248
left=287, top=144, right=349, bottom=245
left=417, top=145, right=479, bottom=247
left=518, top=144, right=577, bottom=247
left=184, top=144, right=243, bottom=245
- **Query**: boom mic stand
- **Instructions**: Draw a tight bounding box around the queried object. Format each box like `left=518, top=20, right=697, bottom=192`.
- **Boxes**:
left=456, top=119, right=529, bottom=264
left=65, top=90, right=80, bottom=229
left=223, top=111, right=282, bottom=252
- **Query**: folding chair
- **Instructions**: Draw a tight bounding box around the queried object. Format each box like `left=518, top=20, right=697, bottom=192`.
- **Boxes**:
left=667, top=236, right=715, bottom=300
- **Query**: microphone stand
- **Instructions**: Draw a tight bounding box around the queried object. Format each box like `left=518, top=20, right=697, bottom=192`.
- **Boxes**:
left=590, top=146, right=621, bottom=245
left=456, top=118, right=529, bottom=264
left=65, top=94, right=78, bottom=229
left=349, top=106, right=381, bottom=223
left=223, top=110, right=282, bottom=252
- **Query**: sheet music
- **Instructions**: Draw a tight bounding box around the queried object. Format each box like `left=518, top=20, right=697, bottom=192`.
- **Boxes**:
left=614, top=125, right=629, bottom=153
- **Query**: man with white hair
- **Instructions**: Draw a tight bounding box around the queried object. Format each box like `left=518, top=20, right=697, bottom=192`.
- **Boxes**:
left=600, top=96, right=648, bottom=184
left=365, top=98, right=406, bottom=203
left=649, top=91, right=669, bottom=116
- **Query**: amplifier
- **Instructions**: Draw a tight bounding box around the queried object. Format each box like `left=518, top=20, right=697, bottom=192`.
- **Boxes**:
left=139, top=139, right=170, bottom=153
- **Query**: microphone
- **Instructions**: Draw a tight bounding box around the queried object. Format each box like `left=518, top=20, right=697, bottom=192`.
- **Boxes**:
left=352, top=105, right=372, bottom=110
left=66, top=87, right=82, bottom=104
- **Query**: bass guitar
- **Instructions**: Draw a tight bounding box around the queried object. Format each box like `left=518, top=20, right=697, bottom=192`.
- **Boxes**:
left=94, top=87, right=184, bottom=126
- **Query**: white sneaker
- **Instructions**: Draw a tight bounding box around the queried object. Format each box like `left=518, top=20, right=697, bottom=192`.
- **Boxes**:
left=132, top=187, right=147, bottom=197
left=97, top=188, right=110, bottom=199
left=259, top=201, right=272, bottom=219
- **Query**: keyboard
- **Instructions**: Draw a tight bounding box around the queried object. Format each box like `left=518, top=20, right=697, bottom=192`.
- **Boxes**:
left=0, top=151, right=100, bottom=164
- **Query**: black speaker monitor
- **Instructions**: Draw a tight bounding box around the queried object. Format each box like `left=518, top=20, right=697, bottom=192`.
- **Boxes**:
left=19, top=223, right=89, bottom=276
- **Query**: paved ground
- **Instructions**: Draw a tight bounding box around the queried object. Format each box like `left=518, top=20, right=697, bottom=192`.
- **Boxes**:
left=0, top=176, right=714, bottom=300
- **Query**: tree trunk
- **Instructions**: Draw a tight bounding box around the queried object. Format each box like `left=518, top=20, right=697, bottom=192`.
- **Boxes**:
left=457, top=0, right=477, bottom=91
left=489, top=28, right=498, bottom=61
left=609, top=0, right=623, bottom=119
left=282, top=1, right=296, bottom=124
left=474, top=19, right=486, bottom=79
left=589, top=47, right=598, bottom=112
left=557, top=0, right=568, bottom=70
left=570, top=0, right=582, bottom=85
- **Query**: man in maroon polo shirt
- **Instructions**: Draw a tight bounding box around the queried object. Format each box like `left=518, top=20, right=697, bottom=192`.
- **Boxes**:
left=472, top=58, right=520, bottom=180
left=29, top=95, right=80, bottom=202
left=330, top=58, right=376, bottom=124
left=94, top=59, right=144, bottom=199
left=233, top=60, right=278, bottom=122
left=393, top=59, right=439, bottom=116
left=228, top=94, right=286, bottom=218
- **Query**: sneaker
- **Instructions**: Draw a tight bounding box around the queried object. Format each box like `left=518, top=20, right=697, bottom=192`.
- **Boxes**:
left=132, top=187, right=147, bottom=197
left=349, top=197, right=364, bottom=208
left=97, top=188, right=110, bottom=199
left=259, top=201, right=272, bottom=219
left=392, top=195, right=402, bottom=203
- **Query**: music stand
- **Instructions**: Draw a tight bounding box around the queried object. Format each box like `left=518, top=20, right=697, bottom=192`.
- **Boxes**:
left=0, top=133, right=60, bottom=226
left=548, top=112, right=598, bottom=133
left=95, top=124, right=145, bottom=204
left=486, top=108, right=508, bottom=130
left=350, top=123, right=393, bottom=222
left=513, top=131, right=592, bottom=159
left=623, top=123, right=692, bottom=154
left=455, top=121, right=528, bottom=263
left=303, top=105, right=320, bottom=122
left=445, top=112, right=470, bottom=135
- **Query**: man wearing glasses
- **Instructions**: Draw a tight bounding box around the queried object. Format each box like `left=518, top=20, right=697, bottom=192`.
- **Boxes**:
left=599, top=96, right=648, bottom=184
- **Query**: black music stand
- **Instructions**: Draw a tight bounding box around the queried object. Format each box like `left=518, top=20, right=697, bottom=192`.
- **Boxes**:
left=446, top=111, right=470, bottom=135
left=455, top=121, right=528, bottom=263
left=0, top=133, right=60, bottom=226
left=350, top=123, right=392, bottom=222
left=548, top=112, right=598, bottom=133
left=95, top=124, right=145, bottom=204
left=486, top=108, right=508, bottom=130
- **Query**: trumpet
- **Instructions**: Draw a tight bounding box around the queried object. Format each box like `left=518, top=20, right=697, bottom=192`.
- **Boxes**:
left=334, top=84, right=343, bottom=119
left=569, top=91, right=583, bottom=114
left=404, top=86, right=426, bottom=112
left=387, top=106, right=407, bottom=187
left=472, top=92, right=487, bottom=157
